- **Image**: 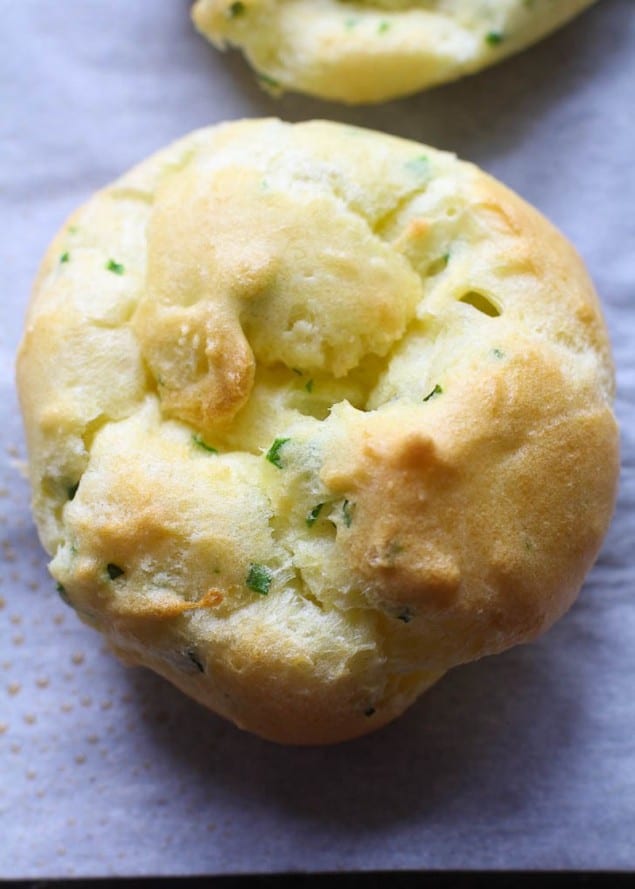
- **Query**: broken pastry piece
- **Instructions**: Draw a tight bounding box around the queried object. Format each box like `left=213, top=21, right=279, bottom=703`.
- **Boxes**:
left=192, top=0, right=597, bottom=104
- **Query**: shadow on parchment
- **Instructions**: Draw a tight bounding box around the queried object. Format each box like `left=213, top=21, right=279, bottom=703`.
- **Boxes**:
left=124, top=612, right=587, bottom=832
left=183, top=0, right=625, bottom=168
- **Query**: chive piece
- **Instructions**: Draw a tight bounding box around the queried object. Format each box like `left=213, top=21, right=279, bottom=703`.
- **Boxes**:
left=423, top=383, right=443, bottom=402
left=60, top=252, right=70, bottom=264
left=67, top=481, right=79, bottom=501
left=492, top=348, right=505, bottom=359
left=306, top=503, right=324, bottom=528
left=364, top=707, right=376, bottom=717
left=257, top=72, right=280, bottom=90
left=186, top=649, right=205, bottom=673
left=56, top=582, right=71, bottom=606
left=405, top=154, right=429, bottom=177
left=228, top=1, right=245, bottom=17
left=305, top=379, right=314, bottom=393
left=106, top=563, right=124, bottom=580
left=246, top=563, right=272, bottom=596
left=106, top=259, right=125, bottom=275
left=266, top=437, right=290, bottom=469
left=486, top=31, right=504, bottom=46
left=192, top=433, right=218, bottom=454
left=291, top=367, right=303, bottom=376
left=342, top=500, right=354, bottom=528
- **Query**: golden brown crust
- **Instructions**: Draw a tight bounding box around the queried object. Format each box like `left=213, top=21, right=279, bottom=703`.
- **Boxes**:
left=16, top=119, right=618, bottom=744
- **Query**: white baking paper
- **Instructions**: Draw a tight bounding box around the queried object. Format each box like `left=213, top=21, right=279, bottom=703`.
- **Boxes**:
left=1, top=0, right=634, bottom=877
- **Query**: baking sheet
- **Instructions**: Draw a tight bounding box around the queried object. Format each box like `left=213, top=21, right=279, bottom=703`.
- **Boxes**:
left=1, top=0, right=634, bottom=877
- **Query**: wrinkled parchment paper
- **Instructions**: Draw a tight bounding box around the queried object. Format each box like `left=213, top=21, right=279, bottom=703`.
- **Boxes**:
left=1, top=1, right=633, bottom=877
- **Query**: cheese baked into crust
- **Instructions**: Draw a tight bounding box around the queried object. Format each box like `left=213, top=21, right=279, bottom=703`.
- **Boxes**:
left=192, top=0, right=597, bottom=104
left=17, top=119, right=618, bottom=744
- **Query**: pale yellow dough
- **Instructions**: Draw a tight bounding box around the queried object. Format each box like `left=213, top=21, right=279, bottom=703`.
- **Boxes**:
left=192, top=0, right=597, bottom=104
left=17, top=120, right=618, bottom=744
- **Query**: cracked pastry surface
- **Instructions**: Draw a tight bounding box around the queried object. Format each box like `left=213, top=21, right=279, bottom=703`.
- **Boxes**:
left=17, top=119, right=618, bottom=744
left=192, top=0, right=597, bottom=104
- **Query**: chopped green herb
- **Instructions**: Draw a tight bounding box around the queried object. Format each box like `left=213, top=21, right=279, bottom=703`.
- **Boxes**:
left=291, top=367, right=303, bottom=376
left=384, top=541, right=404, bottom=563
left=342, top=500, right=354, bottom=528
left=405, top=154, right=429, bottom=177
left=106, top=259, right=125, bottom=275
left=257, top=72, right=280, bottom=90
left=378, top=21, right=390, bottom=34
left=192, top=433, right=218, bottom=454
left=266, top=437, right=290, bottom=469
left=364, top=707, right=376, bottom=717
left=227, top=1, right=245, bottom=17
left=67, top=481, right=79, bottom=501
left=246, top=563, right=272, bottom=596
left=427, top=253, right=450, bottom=276
left=492, top=348, right=505, bottom=359
left=56, top=582, right=71, bottom=606
left=306, top=503, right=324, bottom=528
left=106, top=563, right=124, bottom=580
left=423, top=383, right=443, bottom=402
left=186, top=649, right=205, bottom=672
left=304, top=379, right=314, bottom=393
left=68, top=225, right=78, bottom=235
left=486, top=31, right=504, bottom=46
left=60, top=251, right=70, bottom=264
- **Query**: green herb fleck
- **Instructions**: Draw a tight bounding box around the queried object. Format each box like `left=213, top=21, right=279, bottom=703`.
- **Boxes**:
left=427, top=253, right=450, bottom=276
left=192, top=433, right=218, bottom=454
left=246, top=563, right=272, bottom=596
left=106, top=258, right=125, bottom=275
left=67, top=481, right=79, bottom=501
left=397, top=608, right=413, bottom=624
left=342, top=499, right=354, bottom=528
left=304, top=379, right=314, bottom=393
left=56, top=582, right=71, bottom=606
left=345, top=17, right=359, bottom=30
left=378, top=21, right=390, bottom=34
left=227, top=1, right=245, bottom=17
left=106, top=563, right=124, bottom=580
left=405, top=154, right=429, bottom=177
left=186, top=649, right=205, bottom=673
left=306, top=503, right=325, bottom=528
left=266, top=437, right=290, bottom=469
left=423, top=383, right=443, bottom=402
left=364, top=706, right=376, bottom=717
left=291, top=367, right=303, bottom=376
left=60, top=251, right=70, bottom=264
left=485, top=31, right=504, bottom=46
left=257, top=72, right=280, bottom=90
left=68, top=225, right=78, bottom=235
left=492, top=348, right=505, bottom=359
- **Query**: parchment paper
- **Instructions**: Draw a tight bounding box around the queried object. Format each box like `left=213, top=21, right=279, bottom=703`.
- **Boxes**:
left=1, top=0, right=634, bottom=877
